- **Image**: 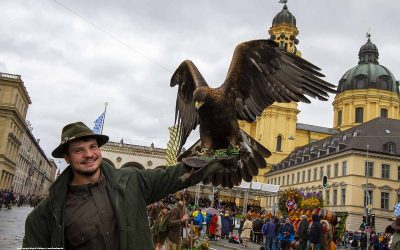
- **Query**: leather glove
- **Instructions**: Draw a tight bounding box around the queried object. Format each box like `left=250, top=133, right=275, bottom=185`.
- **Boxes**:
left=179, top=154, right=239, bottom=188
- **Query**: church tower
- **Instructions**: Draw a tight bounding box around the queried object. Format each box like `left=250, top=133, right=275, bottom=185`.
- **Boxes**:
left=239, top=1, right=301, bottom=180
left=333, top=34, right=400, bottom=131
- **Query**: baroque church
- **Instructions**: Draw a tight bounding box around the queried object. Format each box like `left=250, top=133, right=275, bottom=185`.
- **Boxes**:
left=240, top=2, right=399, bottom=232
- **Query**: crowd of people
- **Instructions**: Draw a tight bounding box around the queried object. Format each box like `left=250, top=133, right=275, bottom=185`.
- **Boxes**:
left=0, top=189, right=45, bottom=209
left=147, top=193, right=400, bottom=250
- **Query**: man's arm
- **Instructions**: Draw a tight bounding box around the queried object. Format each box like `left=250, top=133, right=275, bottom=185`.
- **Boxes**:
left=22, top=208, right=50, bottom=248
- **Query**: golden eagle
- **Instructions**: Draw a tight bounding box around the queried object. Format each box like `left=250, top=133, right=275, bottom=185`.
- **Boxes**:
left=171, top=39, right=336, bottom=187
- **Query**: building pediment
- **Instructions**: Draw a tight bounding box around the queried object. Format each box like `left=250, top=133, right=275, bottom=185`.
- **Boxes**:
left=378, top=185, right=393, bottom=190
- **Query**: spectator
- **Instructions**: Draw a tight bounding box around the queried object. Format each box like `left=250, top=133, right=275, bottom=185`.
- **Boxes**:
left=309, top=214, right=323, bottom=250
left=262, top=217, right=276, bottom=250
left=221, top=212, right=232, bottom=239
left=390, top=217, right=400, bottom=250
left=166, top=197, right=187, bottom=250
left=208, top=214, right=218, bottom=241
left=279, top=217, right=295, bottom=250
left=241, top=215, right=253, bottom=247
left=321, top=220, right=333, bottom=250
left=298, top=215, right=309, bottom=250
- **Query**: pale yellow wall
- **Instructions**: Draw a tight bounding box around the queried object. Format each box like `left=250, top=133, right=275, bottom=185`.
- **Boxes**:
left=264, top=151, right=399, bottom=232
left=0, top=74, right=30, bottom=189
left=333, top=89, right=400, bottom=130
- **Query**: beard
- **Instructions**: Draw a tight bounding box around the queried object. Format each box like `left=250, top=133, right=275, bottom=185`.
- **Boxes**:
left=72, top=156, right=101, bottom=176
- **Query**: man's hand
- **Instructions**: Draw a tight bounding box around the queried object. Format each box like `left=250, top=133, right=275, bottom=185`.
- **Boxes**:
left=181, top=214, right=188, bottom=222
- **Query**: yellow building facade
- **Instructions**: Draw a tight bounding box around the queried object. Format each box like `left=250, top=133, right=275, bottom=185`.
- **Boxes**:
left=0, top=72, right=31, bottom=189
left=265, top=118, right=400, bottom=232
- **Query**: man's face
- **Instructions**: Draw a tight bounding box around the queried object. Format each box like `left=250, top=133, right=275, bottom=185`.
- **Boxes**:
left=64, top=138, right=102, bottom=176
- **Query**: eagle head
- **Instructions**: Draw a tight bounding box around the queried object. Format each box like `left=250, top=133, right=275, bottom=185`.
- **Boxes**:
left=193, top=87, right=209, bottom=110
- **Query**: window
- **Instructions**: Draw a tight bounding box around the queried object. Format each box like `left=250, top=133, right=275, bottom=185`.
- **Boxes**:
left=282, top=176, right=285, bottom=186
left=365, top=161, right=374, bottom=177
left=278, top=177, right=280, bottom=185
left=364, top=190, right=373, bottom=206
left=388, top=143, right=396, bottom=154
left=313, top=168, right=318, bottom=181
left=356, top=77, right=366, bottom=89
left=342, top=161, right=347, bottom=176
left=398, top=166, right=400, bottom=181
left=381, top=108, right=388, bottom=118
left=333, top=189, right=338, bottom=206
left=382, top=164, right=390, bottom=179
left=287, top=175, right=290, bottom=185
left=327, top=165, right=331, bottom=178
left=302, top=171, right=306, bottom=183
left=355, top=107, right=364, bottom=123
left=334, top=163, right=339, bottom=178
left=341, top=188, right=346, bottom=205
left=276, top=135, right=282, bottom=151
left=320, top=167, right=324, bottom=180
left=326, top=190, right=330, bottom=206
left=292, top=174, right=295, bottom=184
left=297, top=172, right=300, bottom=184
left=337, top=110, right=342, bottom=126
left=307, top=170, right=311, bottom=182
left=381, top=192, right=390, bottom=209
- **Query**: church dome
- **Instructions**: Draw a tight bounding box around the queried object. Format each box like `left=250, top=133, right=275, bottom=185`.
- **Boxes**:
left=272, top=4, right=296, bottom=27
left=337, top=36, right=399, bottom=94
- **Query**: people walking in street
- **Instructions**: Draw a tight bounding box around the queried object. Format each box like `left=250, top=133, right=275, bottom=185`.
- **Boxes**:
left=152, top=204, right=170, bottom=250
left=321, top=220, right=333, bottom=250
left=22, top=121, right=230, bottom=249
left=221, top=212, right=232, bottom=239
left=241, top=215, right=253, bottom=247
left=298, top=215, right=309, bottom=250
left=279, top=217, right=295, bottom=250
left=390, top=217, right=400, bottom=250
left=309, top=214, right=323, bottom=250
left=262, top=217, right=276, bottom=250
left=208, top=214, right=218, bottom=241
left=166, top=197, right=187, bottom=250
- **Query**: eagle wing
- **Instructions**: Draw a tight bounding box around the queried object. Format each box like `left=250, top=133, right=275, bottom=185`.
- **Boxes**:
left=170, top=60, right=208, bottom=154
left=220, top=39, right=336, bottom=122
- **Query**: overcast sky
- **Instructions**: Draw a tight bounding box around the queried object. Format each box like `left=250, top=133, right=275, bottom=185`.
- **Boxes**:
left=1, top=0, right=399, bottom=168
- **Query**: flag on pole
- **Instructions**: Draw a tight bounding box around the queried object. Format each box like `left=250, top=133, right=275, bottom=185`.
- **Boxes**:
left=92, top=111, right=105, bottom=134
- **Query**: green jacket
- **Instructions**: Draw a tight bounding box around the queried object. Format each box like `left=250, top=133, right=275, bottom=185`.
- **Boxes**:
left=23, top=161, right=196, bottom=249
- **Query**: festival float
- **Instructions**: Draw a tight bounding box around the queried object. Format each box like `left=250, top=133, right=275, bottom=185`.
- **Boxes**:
left=278, top=188, right=348, bottom=246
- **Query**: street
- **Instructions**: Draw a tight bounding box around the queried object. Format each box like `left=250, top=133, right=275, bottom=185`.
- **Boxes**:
left=0, top=205, right=264, bottom=250
left=0, top=205, right=33, bottom=250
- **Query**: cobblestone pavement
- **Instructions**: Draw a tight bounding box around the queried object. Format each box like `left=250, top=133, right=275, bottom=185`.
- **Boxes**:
left=0, top=205, right=33, bottom=250
left=0, top=205, right=266, bottom=250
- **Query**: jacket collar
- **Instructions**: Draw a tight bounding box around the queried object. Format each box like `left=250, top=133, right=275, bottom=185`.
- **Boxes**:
left=48, top=161, right=115, bottom=224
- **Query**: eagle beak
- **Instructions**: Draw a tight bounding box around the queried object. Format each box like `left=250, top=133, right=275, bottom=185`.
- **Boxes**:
left=195, top=101, right=204, bottom=109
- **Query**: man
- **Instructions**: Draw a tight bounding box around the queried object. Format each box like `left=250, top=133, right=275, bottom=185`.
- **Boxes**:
left=390, top=217, right=400, bottom=250
left=309, top=214, right=323, bottom=250
left=279, top=217, right=294, bottom=250
left=22, top=122, right=229, bottom=249
left=166, top=196, right=186, bottom=250
left=297, top=215, right=309, bottom=250
left=262, top=217, right=276, bottom=250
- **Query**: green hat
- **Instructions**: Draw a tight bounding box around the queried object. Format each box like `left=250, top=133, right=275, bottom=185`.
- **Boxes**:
left=52, top=122, right=109, bottom=158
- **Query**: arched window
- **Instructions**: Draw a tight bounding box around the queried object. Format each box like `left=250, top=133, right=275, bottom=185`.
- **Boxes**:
left=355, top=107, right=364, bottom=123
left=381, top=108, right=388, bottom=118
left=276, top=135, right=282, bottom=152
